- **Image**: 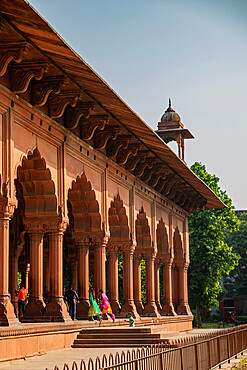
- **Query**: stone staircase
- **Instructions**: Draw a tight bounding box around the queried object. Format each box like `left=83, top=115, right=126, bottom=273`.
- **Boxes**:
left=72, top=326, right=179, bottom=348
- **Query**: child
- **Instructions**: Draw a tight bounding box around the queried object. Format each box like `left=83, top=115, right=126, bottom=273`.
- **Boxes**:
left=128, top=312, right=135, bottom=327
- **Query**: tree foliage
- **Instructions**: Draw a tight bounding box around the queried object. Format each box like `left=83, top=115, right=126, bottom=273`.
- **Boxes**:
left=188, top=162, right=239, bottom=326
left=226, top=212, right=247, bottom=298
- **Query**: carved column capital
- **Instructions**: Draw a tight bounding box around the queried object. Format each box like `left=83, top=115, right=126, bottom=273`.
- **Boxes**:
left=45, top=217, right=68, bottom=234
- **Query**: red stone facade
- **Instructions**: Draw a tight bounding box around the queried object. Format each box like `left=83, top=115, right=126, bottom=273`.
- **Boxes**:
left=0, top=0, right=224, bottom=326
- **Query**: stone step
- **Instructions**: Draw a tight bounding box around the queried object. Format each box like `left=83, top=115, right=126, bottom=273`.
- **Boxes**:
left=79, top=326, right=167, bottom=334
left=77, top=333, right=164, bottom=339
left=72, top=338, right=166, bottom=347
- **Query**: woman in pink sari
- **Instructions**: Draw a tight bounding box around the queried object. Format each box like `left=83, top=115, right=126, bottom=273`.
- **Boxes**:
left=99, top=289, right=115, bottom=322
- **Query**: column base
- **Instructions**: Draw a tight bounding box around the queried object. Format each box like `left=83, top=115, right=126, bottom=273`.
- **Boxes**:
left=43, top=298, right=72, bottom=322
left=119, top=300, right=140, bottom=319
left=161, top=301, right=177, bottom=316
left=134, top=300, right=144, bottom=315
left=0, top=299, right=20, bottom=326
left=177, top=302, right=192, bottom=315
left=156, top=301, right=162, bottom=313
left=110, top=300, right=121, bottom=317
left=142, top=301, right=161, bottom=317
left=22, top=298, right=45, bottom=322
left=76, top=299, right=90, bottom=320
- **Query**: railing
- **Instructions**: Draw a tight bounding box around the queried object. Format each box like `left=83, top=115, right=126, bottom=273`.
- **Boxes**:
left=50, top=325, right=247, bottom=370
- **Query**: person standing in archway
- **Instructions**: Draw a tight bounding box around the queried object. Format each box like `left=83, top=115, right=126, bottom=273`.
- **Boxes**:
left=16, top=284, right=27, bottom=320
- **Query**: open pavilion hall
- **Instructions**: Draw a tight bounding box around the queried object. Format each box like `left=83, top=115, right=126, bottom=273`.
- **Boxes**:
left=0, top=0, right=223, bottom=346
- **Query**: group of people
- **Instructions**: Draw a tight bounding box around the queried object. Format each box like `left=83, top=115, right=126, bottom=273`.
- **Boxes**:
left=63, top=286, right=116, bottom=323
left=15, top=284, right=135, bottom=327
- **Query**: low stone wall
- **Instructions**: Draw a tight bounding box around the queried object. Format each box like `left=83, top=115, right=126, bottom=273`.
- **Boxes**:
left=0, top=316, right=193, bottom=363
left=0, top=323, right=83, bottom=363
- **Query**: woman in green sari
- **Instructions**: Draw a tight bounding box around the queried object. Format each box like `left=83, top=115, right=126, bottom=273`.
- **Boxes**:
left=88, top=288, right=101, bottom=321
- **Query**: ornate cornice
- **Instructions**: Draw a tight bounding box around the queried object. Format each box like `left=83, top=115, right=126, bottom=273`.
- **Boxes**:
left=106, top=135, right=131, bottom=158
left=32, top=75, right=68, bottom=106
left=116, top=142, right=140, bottom=165
left=49, top=90, right=82, bottom=118
left=0, top=42, right=28, bottom=77
left=94, top=125, right=120, bottom=149
left=12, top=61, right=49, bottom=94
left=80, top=114, right=109, bottom=140
left=65, top=101, right=95, bottom=129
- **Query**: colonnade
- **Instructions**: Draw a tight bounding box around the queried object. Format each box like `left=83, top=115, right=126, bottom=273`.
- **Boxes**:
left=0, top=149, right=191, bottom=326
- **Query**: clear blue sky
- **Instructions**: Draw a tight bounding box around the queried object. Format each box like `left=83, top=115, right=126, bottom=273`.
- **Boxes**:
left=29, top=0, right=247, bottom=209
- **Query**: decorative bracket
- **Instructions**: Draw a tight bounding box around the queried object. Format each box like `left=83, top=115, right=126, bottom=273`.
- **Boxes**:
left=94, top=125, right=120, bottom=149
left=134, top=157, right=155, bottom=177
left=125, top=151, right=148, bottom=172
left=12, top=61, right=49, bottom=94
left=65, top=101, right=95, bottom=129
left=116, top=142, right=140, bottom=165
left=80, top=115, right=109, bottom=141
left=49, top=90, right=82, bottom=118
left=0, top=42, right=28, bottom=77
left=106, top=135, right=131, bottom=158
left=32, top=75, right=68, bottom=106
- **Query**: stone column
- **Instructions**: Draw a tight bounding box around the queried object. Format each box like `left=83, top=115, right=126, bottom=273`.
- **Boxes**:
left=44, top=226, right=71, bottom=322
left=76, top=241, right=90, bottom=319
left=120, top=246, right=139, bottom=318
left=70, top=259, right=78, bottom=292
left=25, top=263, right=30, bottom=294
left=107, top=246, right=120, bottom=316
left=143, top=253, right=160, bottom=317
left=161, top=256, right=176, bottom=316
left=43, top=248, right=49, bottom=291
left=9, top=251, right=20, bottom=315
left=154, top=260, right=162, bottom=312
left=172, top=263, right=179, bottom=310
left=94, top=244, right=106, bottom=296
left=177, top=262, right=191, bottom=315
left=133, top=253, right=144, bottom=315
left=24, top=229, right=45, bottom=321
left=0, top=204, right=19, bottom=326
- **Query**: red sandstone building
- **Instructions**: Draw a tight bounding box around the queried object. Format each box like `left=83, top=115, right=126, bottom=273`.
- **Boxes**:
left=0, top=0, right=224, bottom=329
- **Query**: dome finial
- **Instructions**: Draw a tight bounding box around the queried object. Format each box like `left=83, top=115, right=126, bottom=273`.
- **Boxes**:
left=169, top=98, right=171, bottom=108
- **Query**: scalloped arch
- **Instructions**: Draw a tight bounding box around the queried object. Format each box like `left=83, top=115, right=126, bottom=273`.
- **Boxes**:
left=156, top=218, right=169, bottom=254
left=108, top=193, right=129, bottom=242
left=15, top=147, right=57, bottom=218
left=135, top=207, right=151, bottom=248
left=68, top=172, right=102, bottom=232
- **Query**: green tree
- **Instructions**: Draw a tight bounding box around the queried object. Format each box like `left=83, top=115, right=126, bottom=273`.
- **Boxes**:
left=188, top=162, right=239, bottom=327
left=226, top=212, right=247, bottom=298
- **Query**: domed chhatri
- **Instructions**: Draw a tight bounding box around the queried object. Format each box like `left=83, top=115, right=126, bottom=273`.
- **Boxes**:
left=159, top=99, right=183, bottom=129
left=156, top=99, right=194, bottom=162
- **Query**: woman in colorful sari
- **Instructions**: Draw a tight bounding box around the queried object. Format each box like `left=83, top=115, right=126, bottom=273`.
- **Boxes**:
left=99, top=289, right=115, bottom=322
left=88, top=288, right=101, bottom=321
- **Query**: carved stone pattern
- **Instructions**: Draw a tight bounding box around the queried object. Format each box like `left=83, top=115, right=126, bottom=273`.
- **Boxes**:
left=80, top=115, right=109, bottom=141
left=12, top=61, right=49, bottom=94
left=106, top=135, right=131, bottom=158
left=116, top=143, right=140, bottom=165
left=0, top=42, right=28, bottom=77
left=65, top=102, right=95, bottom=129
left=32, top=75, right=68, bottom=106
left=49, top=91, right=82, bottom=118
left=134, top=157, right=155, bottom=177
left=94, top=126, right=120, bottom=149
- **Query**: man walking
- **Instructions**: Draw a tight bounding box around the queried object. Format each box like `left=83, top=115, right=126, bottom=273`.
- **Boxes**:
left=65, top=285, right=79, bottom=320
